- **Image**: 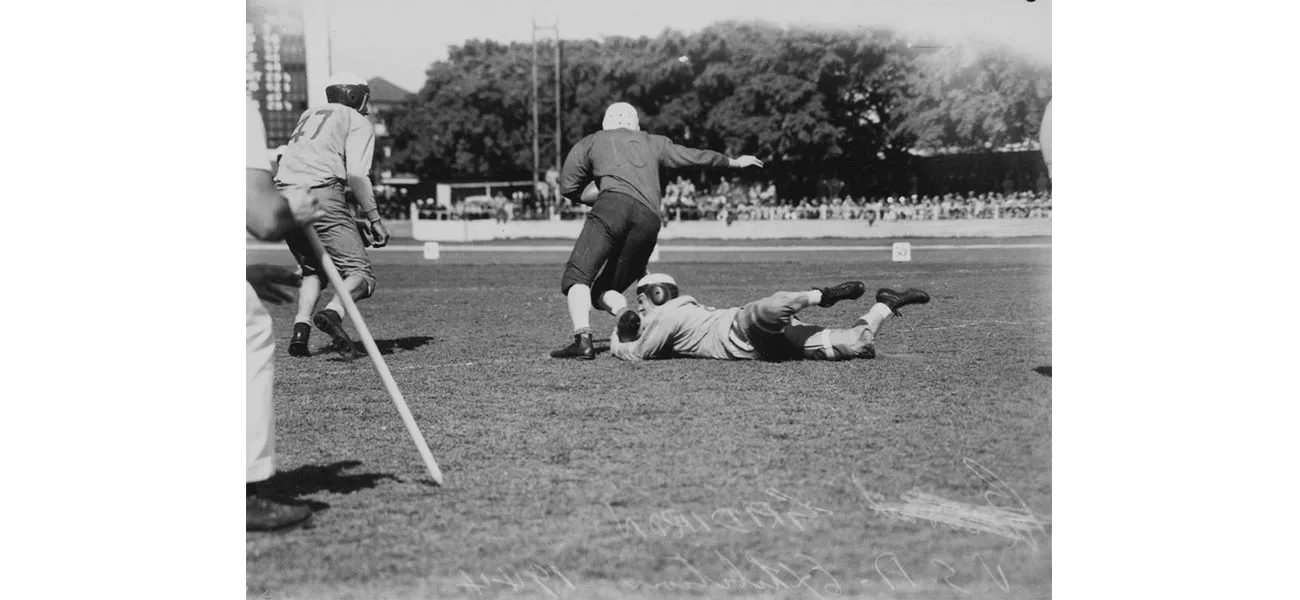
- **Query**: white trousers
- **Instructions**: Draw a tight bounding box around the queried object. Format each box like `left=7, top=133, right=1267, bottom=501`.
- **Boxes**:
left=246, top=283, right=275, bottom=482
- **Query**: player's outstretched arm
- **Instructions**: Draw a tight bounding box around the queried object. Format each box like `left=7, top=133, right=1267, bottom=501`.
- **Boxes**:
left=610, top=310, right=677, bottom=361
left=728, top=155, right=764, bottom=169
left=656, top=137, right=731, bottom=170
left=609, top=329, right=642, bottom=362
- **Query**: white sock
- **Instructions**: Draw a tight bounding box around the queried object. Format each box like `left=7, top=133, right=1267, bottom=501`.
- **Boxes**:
left=324, top=299, right=345, bottom=318
left=808, top=290, right=823, bottom=306
left=598, top=290, right=628, bottom=315
left=858, top=303, right=893, bottom=336
left=567, top=284, right=592, bottom=334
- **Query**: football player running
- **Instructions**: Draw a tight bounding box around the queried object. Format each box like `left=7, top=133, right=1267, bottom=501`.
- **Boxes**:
left=609, top=274, right=931, bottom=362
left=276, top=73, right=388, bottom=358
left=551, top=102, right=764, bottom=360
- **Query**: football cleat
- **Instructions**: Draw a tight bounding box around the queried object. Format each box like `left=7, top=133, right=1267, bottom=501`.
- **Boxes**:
left=287, top=322, right=312, bottom=357
left=616, top=310, right=642, bottom=343
left=247, top=491, right=313, bottom=532
left=816, top=281, right=866, bottom=307
left=550, top=332, right=595, bottom=360
left=313, top=309, right=361, bottom=359
left=875, top=288, right=931, bottom=315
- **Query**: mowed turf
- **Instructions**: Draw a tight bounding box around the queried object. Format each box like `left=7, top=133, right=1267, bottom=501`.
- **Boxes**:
left=246, top=239, right=1051, bottom=600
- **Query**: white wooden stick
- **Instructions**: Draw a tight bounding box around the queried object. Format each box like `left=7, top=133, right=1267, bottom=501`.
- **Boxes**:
left=306, top=228, right=445, bottom=486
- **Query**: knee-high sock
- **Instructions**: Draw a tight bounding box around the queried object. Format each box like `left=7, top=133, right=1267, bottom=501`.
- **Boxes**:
left=596, top=290, right=628, bottom=315
left=858, top=303, right=893, bottom=336
left=568, top=284, right=593, bottom=334
left=294, top=275, right=323, bottom=324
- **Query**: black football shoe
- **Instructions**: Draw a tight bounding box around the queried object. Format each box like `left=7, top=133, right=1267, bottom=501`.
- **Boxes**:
left=815, top=281, right=866, bottom=307
left=616, top=310, right=642, bottom=343
left=287, top=322, right=312, bottom=357
left=875, top=288, right=931, bottom=315
left=550, top=332, right=595, bottom=360
left=313, top=309, right=361, bottom=359
left=247, top=491, right=312, bottom=532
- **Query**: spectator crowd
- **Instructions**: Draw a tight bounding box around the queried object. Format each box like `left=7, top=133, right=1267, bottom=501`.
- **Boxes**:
left=660, top=176, right=1051, bottom=224
left=378, top=174, right=1052, bottom=224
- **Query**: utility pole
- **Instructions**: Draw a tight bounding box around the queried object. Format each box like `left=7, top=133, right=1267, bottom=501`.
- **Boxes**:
left=554, top=22, right=561, bottom=184
left=532, top=16, right=560, bottom=218
left=531, top=20, right=539, bottom=215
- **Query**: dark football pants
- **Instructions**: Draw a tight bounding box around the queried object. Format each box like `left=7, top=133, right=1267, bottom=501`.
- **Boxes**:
left=284, top=183, right=376, bottom=297
left=560, top=192, right=662, bottom=303
left=735, top=292, right=876, bottom=361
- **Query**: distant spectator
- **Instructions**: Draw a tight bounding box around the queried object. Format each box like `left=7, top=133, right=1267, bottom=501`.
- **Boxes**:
left=493, top=191, right=510, bottom=224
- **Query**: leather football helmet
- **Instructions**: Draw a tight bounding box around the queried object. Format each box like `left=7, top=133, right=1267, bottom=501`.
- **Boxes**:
left=325, top=72, right=371, bottom=116
left=636, top=273, right=679, bottom=306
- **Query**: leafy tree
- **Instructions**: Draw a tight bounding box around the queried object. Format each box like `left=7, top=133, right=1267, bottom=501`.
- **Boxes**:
left=387, top=22, right=1050, bottom=196
left=899, top=44, right=1052, bottom=153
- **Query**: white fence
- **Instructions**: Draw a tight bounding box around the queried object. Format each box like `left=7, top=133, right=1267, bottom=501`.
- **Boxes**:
left=410, top=217, right=1051, bottom=242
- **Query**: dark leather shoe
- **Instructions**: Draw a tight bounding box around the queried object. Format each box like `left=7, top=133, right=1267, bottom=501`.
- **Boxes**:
left=816, top=281, right=866, bottom=307
left=313, top=309, right=361, bottom=359
left=287, top=322, right=311, bottom=357
left=247, top=493, right=312, bottom=532
left=875, top=288, right=931, bottom=315
left=550, top=332, right=595, bottom=360
left=616, top=311, right=642, bottom=343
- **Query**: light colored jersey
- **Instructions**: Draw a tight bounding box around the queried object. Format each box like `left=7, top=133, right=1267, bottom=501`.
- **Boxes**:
left=246, top=100, right=271, bottom=171
left=611, top=296, right=759, bottom=361
left=274, top=103, right=375, bottom=188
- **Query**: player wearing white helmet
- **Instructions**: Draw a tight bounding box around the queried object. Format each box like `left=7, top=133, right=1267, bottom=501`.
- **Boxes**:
left=276, top=73, right=388, bottom=359
left=550, top=102, right=765, bottom=359
left=609, top=274, right=931, bottom=362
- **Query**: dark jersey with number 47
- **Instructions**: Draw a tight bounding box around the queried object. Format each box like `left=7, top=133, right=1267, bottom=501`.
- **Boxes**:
left=559, top=129, right=729, bottom=215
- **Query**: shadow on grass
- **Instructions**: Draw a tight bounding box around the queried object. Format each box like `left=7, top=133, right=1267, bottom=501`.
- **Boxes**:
left=257, top=460, right=399, bottom=510
left=320, top=336, right=436, bottom=362
left=374, top=336, right=436, bottom=354
left=1034, top=365, right=1052, bottom=377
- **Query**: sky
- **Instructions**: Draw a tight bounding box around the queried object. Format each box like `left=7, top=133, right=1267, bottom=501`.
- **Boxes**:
left=322, top=0, right=1051, bottom=93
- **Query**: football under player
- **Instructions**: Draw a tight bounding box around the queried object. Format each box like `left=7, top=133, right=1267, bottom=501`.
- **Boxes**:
left=609, top=273, right=931, bottom=362
left=246, top=99, right=323, bottom=531
left=276, top=73, right=390, bottom=358
left=551, top=102, right=765, bottom=360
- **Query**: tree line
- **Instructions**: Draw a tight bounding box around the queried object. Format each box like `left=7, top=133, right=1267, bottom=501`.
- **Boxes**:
left=388, top=21, right=1051, bottom=198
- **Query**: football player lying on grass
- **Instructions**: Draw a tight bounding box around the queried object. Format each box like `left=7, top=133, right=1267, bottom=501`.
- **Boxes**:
left=609, top=273, right=930, bottom=362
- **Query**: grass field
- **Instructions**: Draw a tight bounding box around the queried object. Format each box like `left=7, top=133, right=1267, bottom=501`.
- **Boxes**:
left=245, top=237, right=1052, bottom=599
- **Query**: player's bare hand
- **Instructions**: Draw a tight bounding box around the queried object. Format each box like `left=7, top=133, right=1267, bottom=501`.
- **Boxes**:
left=246, top=264, right=301, bottom=304
left=282, top=187, right=324, bottom=225
left=368, top=220, right=390, bottom=248
left=729, top=155, right=764, bottom=169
